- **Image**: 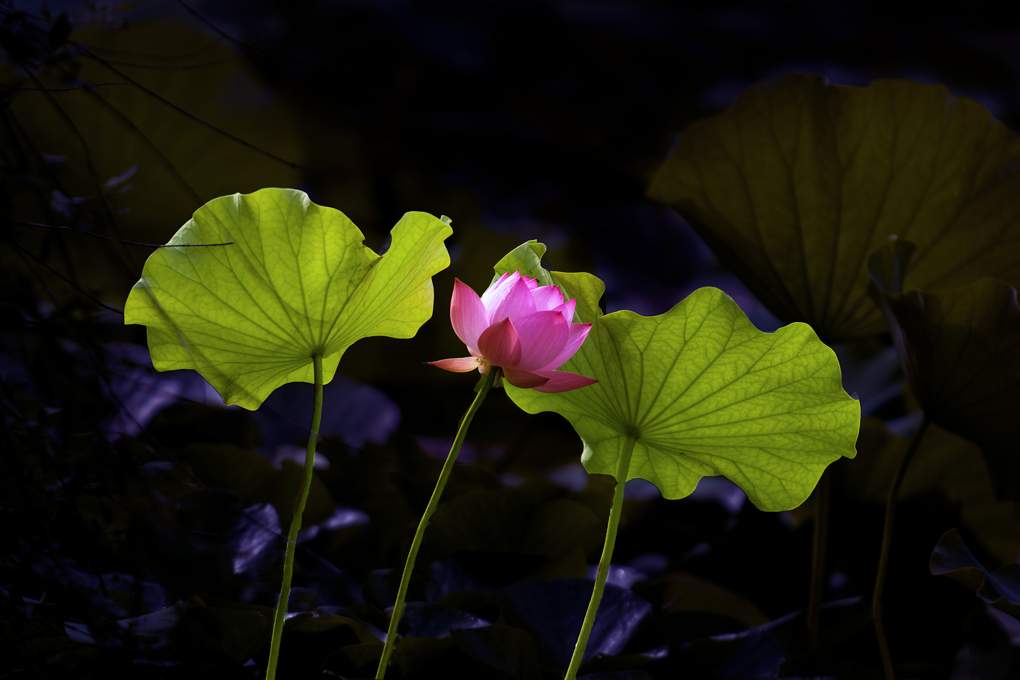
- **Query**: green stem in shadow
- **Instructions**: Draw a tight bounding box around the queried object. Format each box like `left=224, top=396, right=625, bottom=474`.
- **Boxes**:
left=564, top=435, right=637, bottom=680
left=375, top=368, right=499, bottom=679
left=266, top=353, right=324, bottom=680
left=873, top=417, right=930, bottom=680
left=807, top=468, right=830, bottom=653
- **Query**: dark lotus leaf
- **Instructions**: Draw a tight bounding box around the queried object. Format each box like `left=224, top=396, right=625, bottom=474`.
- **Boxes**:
left=714, top=627, right=787, bottom=678
left=253, top=373, right=401, bottom=449
left=649, top=75, right=1020, bottom=343
left=394, top=636, right=459, bottom=678
left=174, top=442, right=335, bottom=529
left=500, top=578, right=652, bottom=668
left=400, top=601, right=490, bottom=638
left=779, top=652, right=876, bottom=680
left=223, top=503, right=282, bottom=577
left=418, top=485, right=601, bottom=580
left=451, top=625, right=542, bottom=680
left=426, top=553, right=552, bottom=597
left=841, top=418, right=1020, bottom=565
left=172, top=595, right=273, bottom=667
left=145, top=402, right=262, bottom=450
left=425, top=555, right=506, bottom=598
left=9, top=23, right=306, bottom=302
left=321, top=642, right=407, bottom=679
left=931, top=528, right=1020, bottom=621
left=435, top=589, right=505, bottom=625
left=64, top=592, right=183, bottom=650
left=277, top=613, right=382, bottom=676
left=362, top=568, right=402, bottom=611
left=682, top=599, right=867, bottom=673
left=634, top=572, right=768, bottom=627
left=12, top=616, right=100, bottom=667
left=869, top=242, right=1020, bottom=499
left=307, top=607, right=387, bottom=642
left=103, top=342, right=231, bottom=442
left=114, top=602, right=188, bottom=650
left=682, top=619, right=792, bottom=677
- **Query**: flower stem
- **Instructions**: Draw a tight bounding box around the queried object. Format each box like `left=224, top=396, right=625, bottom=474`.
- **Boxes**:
left=564, top=435, right=637, bottom=680
left=375, top=368, right=499, bottom=679
left=873, top=417, right=930, bottom=680
left=265, top=353, right=324, bottom=680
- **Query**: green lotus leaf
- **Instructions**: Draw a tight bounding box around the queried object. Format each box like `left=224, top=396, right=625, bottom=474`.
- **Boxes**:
left=869, top=239, right=1020, bottom=500
left=498, top=246, right=860, bottom=512
left=648, top=75, right=1020, bottom=343
left=124, top=188, right=452, bottom=410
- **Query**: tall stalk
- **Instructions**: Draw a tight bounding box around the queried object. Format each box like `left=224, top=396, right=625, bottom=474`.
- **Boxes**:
left=873, top=417, right=930, bottom=680
left=564, top=435, right=637, bottom=680
left=375, top=368, right=499, bottom=679
left=266, top=353, right=324, bottom=680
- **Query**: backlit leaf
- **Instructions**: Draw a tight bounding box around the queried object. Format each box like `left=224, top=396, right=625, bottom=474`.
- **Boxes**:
left=649, top=75, right=1020, bottom=343
left=124, top=188, right=452, bottom=409
left=869, top=240, right=1020, bottom=500
left=497, top=246, right=860, bottom=512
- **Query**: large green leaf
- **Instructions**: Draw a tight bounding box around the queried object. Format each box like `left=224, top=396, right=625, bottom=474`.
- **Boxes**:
left=497, top=247, right=860, bottom=512
left=869, top=239, right=1020, bottom=500
left=648, top=75, right=1020, bottom=343
left=124, top=188, right=452, bottom=409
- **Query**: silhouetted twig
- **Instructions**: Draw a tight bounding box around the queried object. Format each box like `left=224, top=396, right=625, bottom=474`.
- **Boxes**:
left=77, top=52, right=243, bottom=70
left=85, top=50, right=327, bottom=171
left=10, top=240, right=124, bottom=314
left=15, top=222, right=234, bottom=247
left=0, top=81, right=122, bottom=91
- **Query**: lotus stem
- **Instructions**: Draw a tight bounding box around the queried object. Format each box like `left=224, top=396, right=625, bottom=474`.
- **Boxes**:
left=873, top=417, right=930, bottom=680
left=266, top=353, right=324, bottom=680
left=564, top=435, right=637, bottom=680
left=375, top=368, right=499, bottom=679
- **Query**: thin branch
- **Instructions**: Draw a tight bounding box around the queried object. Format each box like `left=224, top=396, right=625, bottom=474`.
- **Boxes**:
left=9, top=241, right=124, bottom=315
left=15, top=62, right=138, bottom=278
left=85, top=49, right=327, bottom=171
left=172, top=0, right=338, bottom=68
left=0, top=81, right=122, bottom=91
left=15, top=222, right=233, bottom=248
left=61, top=71, right=204, bottom=206
left=76, top=52, right=243, bottom=70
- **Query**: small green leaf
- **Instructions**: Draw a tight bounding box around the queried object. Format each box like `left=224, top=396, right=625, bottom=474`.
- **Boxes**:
left=498, top=247, right=860, bottom=512
left=491, top=240, right=556, bottom=288
left=124, top=188, right=452, bottom=409
left=649, top=75, right=1020, bottom=343
left=869, top=246, right=1020, bottom=499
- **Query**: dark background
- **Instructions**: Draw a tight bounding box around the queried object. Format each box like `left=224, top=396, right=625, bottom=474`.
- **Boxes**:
left=3, top=1, right=1019, bottom=678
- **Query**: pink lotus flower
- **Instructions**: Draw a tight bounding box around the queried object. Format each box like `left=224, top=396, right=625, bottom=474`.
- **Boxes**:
left=429, top=271, right=598, bottom=393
